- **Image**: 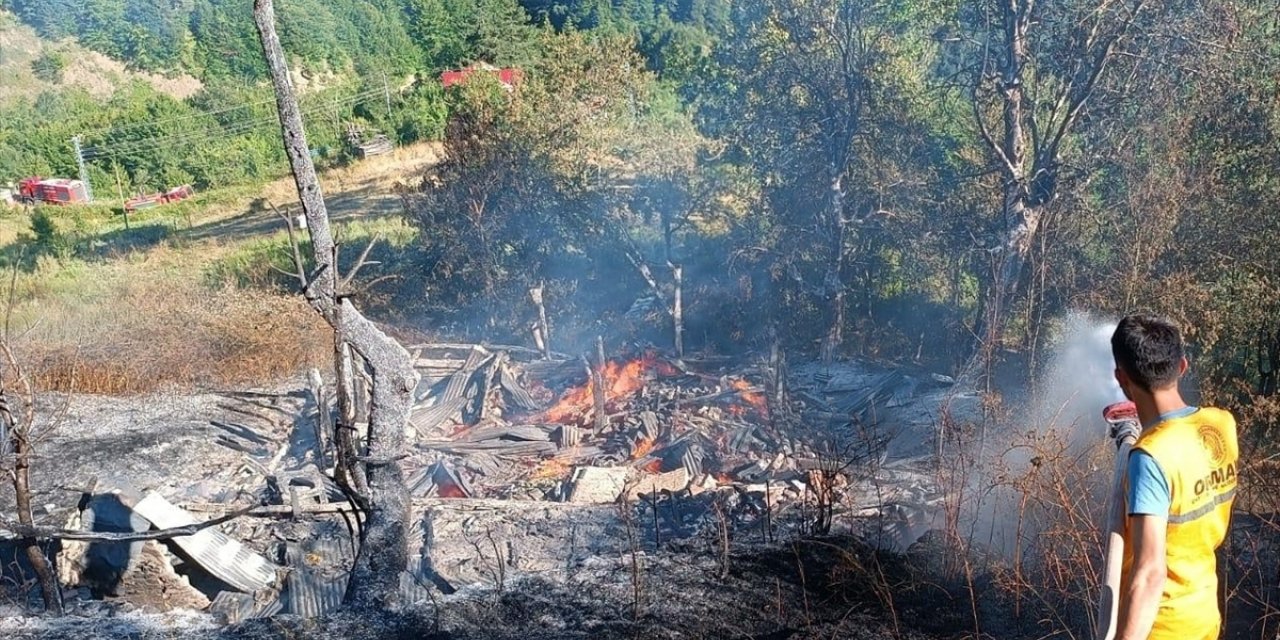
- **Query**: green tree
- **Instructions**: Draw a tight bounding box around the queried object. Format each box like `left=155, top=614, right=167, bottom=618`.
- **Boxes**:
left=30, top=50, right=67, bottom=83
left=408, top=31, right=702, bottom=334
left=713, top=0, right=917, bottom=362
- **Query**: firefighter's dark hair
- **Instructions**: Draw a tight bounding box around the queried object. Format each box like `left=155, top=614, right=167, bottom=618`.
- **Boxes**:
left=1111, top=314, right=1185, bottom=391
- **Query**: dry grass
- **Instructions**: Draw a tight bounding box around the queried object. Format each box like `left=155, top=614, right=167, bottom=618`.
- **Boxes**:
left=0, top=141, right=440, bottom=395
left=6, top=251, right=330, bottom=394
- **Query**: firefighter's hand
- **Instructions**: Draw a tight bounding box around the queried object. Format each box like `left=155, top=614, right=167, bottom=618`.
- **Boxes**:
left=1111, top=420, right=1141, bottom=446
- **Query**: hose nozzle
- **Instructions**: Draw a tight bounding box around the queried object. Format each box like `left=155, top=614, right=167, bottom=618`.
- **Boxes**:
left=1103, top=400, right=1140, bottom=444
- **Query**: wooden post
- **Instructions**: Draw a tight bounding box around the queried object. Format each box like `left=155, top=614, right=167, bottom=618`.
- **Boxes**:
left=593, top=336, right=607, bottom=431
left=307, top=367, right=330, bottom=468
left=529, top=285, right=550, bottom=360
left=670, top=263, right=683, bottom=358
left=114, top=164, right=130, bottom=231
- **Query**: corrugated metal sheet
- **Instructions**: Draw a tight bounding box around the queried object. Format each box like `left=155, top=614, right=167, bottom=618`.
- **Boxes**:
left=499, top=363, right=541, bottom=411
left=399, top=569, right=432, bottom=605
left=410, top=395, right=469, bottom=433
left=283, top=537, right=350, bottom=617
left=209, top=590, right=282, bottom=623
left=281, top=529, right=438, bottom=616
left=132, top=493, right=280, bottom=593
left=443, top=348, right=487, bottom=402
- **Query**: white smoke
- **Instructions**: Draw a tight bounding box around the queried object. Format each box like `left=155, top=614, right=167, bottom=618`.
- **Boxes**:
left=1032, top=311, right=1127, bottom=446
left=961, top=311, right=1126, bottom=557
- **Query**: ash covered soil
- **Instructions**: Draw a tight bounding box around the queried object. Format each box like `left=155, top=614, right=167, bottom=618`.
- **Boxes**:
left=4, top=538, right=981, bottom=640
left=0, top=382, right=976, bottom=640
left=0, top=388, right=298, bottom=514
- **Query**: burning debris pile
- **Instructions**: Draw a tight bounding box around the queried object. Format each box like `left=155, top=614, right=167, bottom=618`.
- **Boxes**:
left=401, top=342, right=957, bottom=535
left=2, top=343, right=971, bottom=622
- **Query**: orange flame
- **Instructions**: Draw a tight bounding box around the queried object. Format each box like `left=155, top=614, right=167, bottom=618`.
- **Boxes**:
left=642, top=458, right=664, bottom=473
left=437, top=482, right=468, bottom=499
left=543, top=354, right=667, bottom=424
left=730, top=379, right=769, bottom=418
left=530, top=457, right=571, bottom=481
left=631, top=436, right=657, bottom=460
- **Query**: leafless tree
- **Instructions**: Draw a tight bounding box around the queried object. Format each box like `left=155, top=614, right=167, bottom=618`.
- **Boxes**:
left=0, top=337, right=62, bottom=613
left=254, top=0, right=419, bottom=609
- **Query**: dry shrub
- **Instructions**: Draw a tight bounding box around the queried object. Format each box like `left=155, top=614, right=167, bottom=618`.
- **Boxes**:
left=988, top=429, right=1109, bottom=633
left=931, top=405, right=1280, bottom=640
left=928, top=408, right=1114, bottom=637
left=14, top=279, right=329, bottom=394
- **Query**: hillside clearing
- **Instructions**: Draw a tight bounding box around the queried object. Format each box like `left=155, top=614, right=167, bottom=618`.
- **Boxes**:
left=0, top=11, right=202, bottom=107
left=0, top=142, right=441, bottom=393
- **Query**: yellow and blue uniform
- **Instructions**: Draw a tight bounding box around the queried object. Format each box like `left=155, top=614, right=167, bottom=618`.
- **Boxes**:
left=1123, top=406, right=1238, bottom=640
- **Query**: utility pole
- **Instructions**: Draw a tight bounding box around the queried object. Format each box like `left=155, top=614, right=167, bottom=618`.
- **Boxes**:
left=113, top=164, right=130, bottom=231
left=72, top=135, right=93, bottom=202
left=381, top=71, right=392, bottom=120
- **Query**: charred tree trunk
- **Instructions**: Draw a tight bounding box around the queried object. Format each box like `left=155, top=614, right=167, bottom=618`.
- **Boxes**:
left=9, top=432, right=62, bottom=612
left=671, top=263, right=684, bottom=358
left=255, top=0, right=417, bottom=609
left=1, top=370, right=62, bottom=613
left=963, top=0, right=1148, bottom=382
left=820, top=165, right=848, bottom=365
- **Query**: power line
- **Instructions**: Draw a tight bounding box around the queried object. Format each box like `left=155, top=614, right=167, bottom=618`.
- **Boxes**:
left=83, top=89, right=382, bottom=158
left=82, top=89, right=383, bottom=161
left=80, top=93, right=283, bottom=139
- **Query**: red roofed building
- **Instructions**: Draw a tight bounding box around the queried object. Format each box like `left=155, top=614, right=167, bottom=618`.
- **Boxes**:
left=440, top=63, right=521, bottom=90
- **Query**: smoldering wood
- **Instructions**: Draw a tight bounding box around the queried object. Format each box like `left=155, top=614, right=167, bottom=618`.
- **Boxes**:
left=529, top=285, right=551, bottom=360
left=592, top=337, right=607, bottom=431
left=255, top=0, right=417, bottom=609
left=671, top=263, right=684, bottom=357
left=530, top=323, right=547, bottom=360
left=43, top=342, right=952, bottom=612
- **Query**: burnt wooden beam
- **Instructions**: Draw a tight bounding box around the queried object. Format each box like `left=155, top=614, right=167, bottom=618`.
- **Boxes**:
left=593, top=336, right=607, bottom=431
left=529, top=285, right=551, bottom=360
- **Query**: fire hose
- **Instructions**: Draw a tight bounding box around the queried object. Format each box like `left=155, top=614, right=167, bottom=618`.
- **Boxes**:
left=1095, top=400, right=1141, bottom=640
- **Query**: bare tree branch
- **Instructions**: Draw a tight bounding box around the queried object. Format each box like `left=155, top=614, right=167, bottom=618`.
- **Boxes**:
left=0, top=504, right=258, bottom=543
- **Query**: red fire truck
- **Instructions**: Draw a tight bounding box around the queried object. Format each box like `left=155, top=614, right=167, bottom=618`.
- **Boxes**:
left=16, top=177, right=90, bottom=205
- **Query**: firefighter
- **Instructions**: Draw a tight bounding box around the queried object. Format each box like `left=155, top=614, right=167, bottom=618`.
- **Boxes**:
left=1110, top=314, right=1238, bottom=640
